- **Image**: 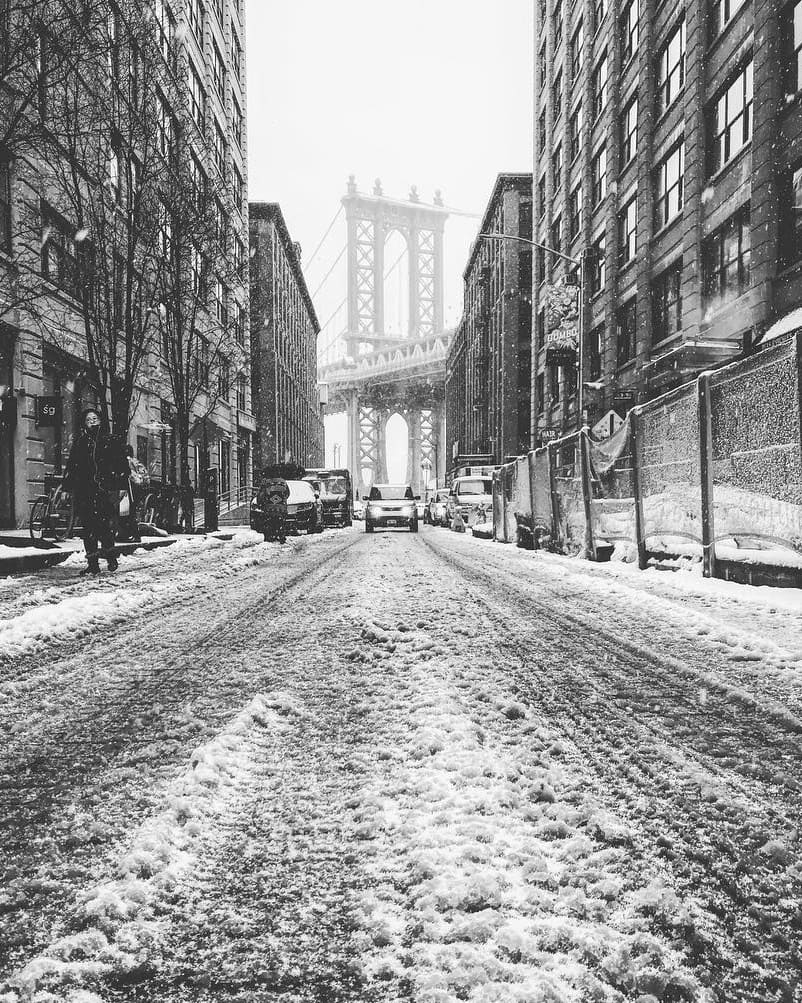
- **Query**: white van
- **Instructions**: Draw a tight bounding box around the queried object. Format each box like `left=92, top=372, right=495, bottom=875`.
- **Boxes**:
left=447, top=475, right=494, bottom=527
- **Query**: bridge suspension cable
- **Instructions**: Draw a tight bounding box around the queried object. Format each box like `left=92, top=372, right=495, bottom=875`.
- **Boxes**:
left=305, top=205, right=344, bottom=271
left=311, top=243, right=347, bottom=300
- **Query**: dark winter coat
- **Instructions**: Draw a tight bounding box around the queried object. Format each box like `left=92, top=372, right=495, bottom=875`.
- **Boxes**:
left=63, top=430, right=130, bottom=501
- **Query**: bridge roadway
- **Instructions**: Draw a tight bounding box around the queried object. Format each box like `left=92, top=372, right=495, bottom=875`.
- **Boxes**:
left=0, top=525, right=800, bottom=1001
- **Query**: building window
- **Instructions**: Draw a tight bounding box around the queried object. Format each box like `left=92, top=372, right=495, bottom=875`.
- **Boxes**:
left=781, top=163, right=802, bottom=266
left=217, top=354, right=230, bottom=400
left=232, top=96, right=243, bottom=148
left=235, top=301, right=247, bottom=346
left=550, top=214, right=562, bottom=255
left=594, top=0, right=607, bottom=31
left=569, top=183, right=582, bottom=240
left=154, top=0, right=176, bottom=70
left=618, top=194, right=637, bottom=265
left=569, top=103, right=582, bottom=161
left=589, top=324, right=603, bottom=379
left=156, top=89, right=174, bottom=159
left=190, top=151, right=206, bottom=208
left=703, top=204, right=751, bottom=302
left=538, top=174, right=546, bottom=218
left=536, top=371, right=545, bottom=413
left=590, top=232, right=606, bottom=294
left=191, top=246, right=207, bottom=298
left=538, top=109, right=547, bottom=152
left=654, top=141, right=684, bottom=228
left=553, top=70, right=563, bottom=118
left=552, top=143, right=563, bottom=189
left=711, top=0, right=745, bottom=38
left=236, top=375, right=247, bottom=412
left=786, top=1, right=802, bottom=94
left=188, top=0, right=203, bottom=41
left=592, top=53, right=608, bottom=119
left=536, top=246, right=546, bottom=285
left=233, top=164, right=244, bottom=213
left=656, top=19, right=685, bottom=116
left=214, top=278, right=228, bottom=326
left=616, top=299, right=637, bottom=367
left=570, top=21, right=584, bottom=81
left=0, top=156, right=10, bottom=253
left=188, top=60, right=205, bottom=132
left=651, top=259, right=682, bottom=344
left=41, top=206, right=86, bottom=300
left=553, top=0, right=563, bottom=49
left=536, top=307, right=546, bottom=352
left=620, top=94, right=638, bottom=167
left=232, top=27, right=242, bottom=82
left=592, top=145, right=607, bottom=206
left=708, top=61, right=753, bottom=175
left=620, top=0, right=638, bottom=64
left=550, top=364, right=561, bottom=403
left=213, top=118, right=227, bottom=175
left=233, top=235, right=244, bottom=274
left=194, top=333, right=210, bottom=389
left=211, top=38, right=226, bottom=97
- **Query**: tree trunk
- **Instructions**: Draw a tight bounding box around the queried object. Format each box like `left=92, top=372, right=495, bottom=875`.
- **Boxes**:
left=177, top=413, right=194, bottom=533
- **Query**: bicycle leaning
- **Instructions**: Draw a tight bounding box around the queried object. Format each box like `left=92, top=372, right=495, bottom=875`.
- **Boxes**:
left=29, top=474, right=76, bottom=543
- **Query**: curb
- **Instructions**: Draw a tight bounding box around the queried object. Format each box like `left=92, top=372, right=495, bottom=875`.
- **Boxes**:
left=0, top=537, right=178, bottom=576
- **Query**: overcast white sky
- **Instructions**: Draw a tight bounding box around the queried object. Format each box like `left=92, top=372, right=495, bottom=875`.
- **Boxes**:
left=245, top=0, right=533, bottom=472
left=246, top=1, right=532, bottom=325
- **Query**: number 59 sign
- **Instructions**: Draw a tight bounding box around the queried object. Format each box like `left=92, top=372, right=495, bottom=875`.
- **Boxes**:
left=36, top=395, right=62, bottom=428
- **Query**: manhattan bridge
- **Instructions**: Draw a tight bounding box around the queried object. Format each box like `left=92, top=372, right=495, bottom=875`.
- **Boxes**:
left=313, top=177, right=459, bottom=497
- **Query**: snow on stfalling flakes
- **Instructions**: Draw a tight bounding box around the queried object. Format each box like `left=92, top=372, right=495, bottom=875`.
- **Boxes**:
left=0, top=525, right=801, bottom=1002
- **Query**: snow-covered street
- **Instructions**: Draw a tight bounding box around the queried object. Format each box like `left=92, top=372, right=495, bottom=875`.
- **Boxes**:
left=1, top=526, right=801, bottom=1003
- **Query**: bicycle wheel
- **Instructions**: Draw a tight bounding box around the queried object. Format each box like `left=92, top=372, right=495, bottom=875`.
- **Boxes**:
left=29, top=496, right=49, bottom=541
left=141, top=492, right=158, bottom=526
left=50, top=492, right=75, bottom=541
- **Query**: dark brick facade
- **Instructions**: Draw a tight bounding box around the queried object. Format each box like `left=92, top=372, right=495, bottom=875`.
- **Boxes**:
left=249, top=203, right=323, bottom=471
left=533, top=0, right=802, bottom=440
left=445, top=174, right=533, bottom=478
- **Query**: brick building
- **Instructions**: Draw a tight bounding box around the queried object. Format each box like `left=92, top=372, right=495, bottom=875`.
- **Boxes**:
left=445, top=174, right=533, bottom=478
left=532, top=0, right=802, bottom=440
left=0, top=0, right=253, bottom=527
left=249, top=203, right=324, bottom=472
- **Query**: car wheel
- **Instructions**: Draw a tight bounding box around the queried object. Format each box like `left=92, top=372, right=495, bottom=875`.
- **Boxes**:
left=410, top=520, right=418, bottom=534
left=365, top=520, right=374, bottom=533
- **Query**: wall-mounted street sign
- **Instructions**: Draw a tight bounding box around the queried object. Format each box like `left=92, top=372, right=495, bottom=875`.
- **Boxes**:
left=545, top=346, right=577, bottom=368
left=35, top=395, right=62, bottom=428
left=612, top=389, right=636, bottom=412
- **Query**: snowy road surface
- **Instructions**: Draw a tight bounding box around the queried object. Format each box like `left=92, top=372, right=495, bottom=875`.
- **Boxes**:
left=0, top=526, right=801, bottom=1003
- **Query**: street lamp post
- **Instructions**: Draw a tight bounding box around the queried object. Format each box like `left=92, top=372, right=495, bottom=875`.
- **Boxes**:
left=477, top=232, right=587, bottom=433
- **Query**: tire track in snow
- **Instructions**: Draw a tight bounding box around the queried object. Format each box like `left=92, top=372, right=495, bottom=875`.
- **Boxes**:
left=422, top=530, right=802, bottom=1002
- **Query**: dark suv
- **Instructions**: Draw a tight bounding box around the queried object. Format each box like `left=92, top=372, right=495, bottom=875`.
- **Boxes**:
left=365, top=484, right=418, bottom=533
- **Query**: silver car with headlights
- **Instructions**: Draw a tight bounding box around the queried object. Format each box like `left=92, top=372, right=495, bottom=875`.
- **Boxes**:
left=365, top=484, right=418, bottom=533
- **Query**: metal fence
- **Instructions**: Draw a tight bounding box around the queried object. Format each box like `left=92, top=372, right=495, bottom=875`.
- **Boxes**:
left=492, top=332, right=802, bottom=576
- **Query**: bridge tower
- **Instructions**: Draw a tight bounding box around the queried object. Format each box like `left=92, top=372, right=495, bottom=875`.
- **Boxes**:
left=337, top=177, right=449, bottom=496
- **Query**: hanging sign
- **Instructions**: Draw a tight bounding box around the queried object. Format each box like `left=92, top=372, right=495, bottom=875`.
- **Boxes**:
left=35, top=395, right=62, bottom=428
left=545, top=346, right=577, bottom=368
left=591, top=409, right=624, bottom=441
left=540, top=427, right=561, bottom=444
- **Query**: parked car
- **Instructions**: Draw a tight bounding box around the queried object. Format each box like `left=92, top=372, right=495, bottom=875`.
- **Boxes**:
left=447, top=475, right=494, bottom=527
left=286, top=480, right=324, bottom=534
left=416, top=498, right=426, bottom=520
left=365, top=484, right=418, bottom=533
left=425, top=488, right=451, bottom=526
left=303, top=468, right=353, bottom=527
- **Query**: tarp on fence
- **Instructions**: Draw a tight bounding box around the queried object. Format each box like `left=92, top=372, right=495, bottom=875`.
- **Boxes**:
left=551, top=433, right=587, bottom=555
left=501, top=456, right=531, bottom=544
left=709, top=334, right=802, bottom=555
left=530, top=447, right=553, bottom=540
left=636, top=384, right=702, bottom=552
left=588, top=417, right=636, bottom=548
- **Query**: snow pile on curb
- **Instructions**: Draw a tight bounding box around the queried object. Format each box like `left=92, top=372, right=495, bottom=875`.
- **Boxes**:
left=1, top=693, right=294, bottom=1002
left=354, top=662, right=710, bottom=1003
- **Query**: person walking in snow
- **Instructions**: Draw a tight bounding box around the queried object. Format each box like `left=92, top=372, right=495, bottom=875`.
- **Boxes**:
left=63, top=407, right=130, bottom=574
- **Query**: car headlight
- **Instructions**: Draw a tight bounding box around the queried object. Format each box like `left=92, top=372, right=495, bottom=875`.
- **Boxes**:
left=402, top=505, right=413, bottom=515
